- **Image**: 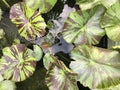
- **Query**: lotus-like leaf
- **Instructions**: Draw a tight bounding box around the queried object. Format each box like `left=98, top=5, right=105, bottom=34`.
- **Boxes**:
left=0, top=44, right=36, bottom=82
left=62, top=6, right=105, bottom=45
left=101, top=1, right=120, bottom=42
left=76, top=0, right=118, bottom=10
left=0, top=80, right=16, bottom=90
left=70, top=45, right=120, bottom=89
left=45, top=55, right=78, bottom=90
left=10, top=2, right=47, bottom=41
left=24, top=0, right=57, bottom=13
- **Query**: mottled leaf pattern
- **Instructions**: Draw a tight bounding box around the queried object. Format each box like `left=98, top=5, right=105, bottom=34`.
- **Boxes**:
left=62, top=6, right=105, bottom=45
left=24, top=0, right=57, bottom=13
left=101, top=1, right=120, bottom=42
left=0, top=44, right=36, bottom=82
left=45, top=55, right=78, bottom=90
left=76, top=0, right=118, bottom=10
left=10, top=2, right=47, bottom=41
left=70, top=45, right=120, bottom=89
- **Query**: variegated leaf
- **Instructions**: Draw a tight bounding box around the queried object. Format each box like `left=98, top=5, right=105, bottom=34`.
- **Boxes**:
left=0, top=44, right=36, bottom=82
left=62, top=6, right=105, bottom=45
left=70, top=45, right=120, bottom=89
left=24, top=0, right=57, bottom=13
left=10, top=2, right=47, bottom=41
left=46, top=55, right=79, bottom=90
left=100, top=1, right=120, bottom=42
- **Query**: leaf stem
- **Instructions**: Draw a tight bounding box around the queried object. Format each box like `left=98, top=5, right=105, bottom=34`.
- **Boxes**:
left=2, top=0, right=10, bottom=8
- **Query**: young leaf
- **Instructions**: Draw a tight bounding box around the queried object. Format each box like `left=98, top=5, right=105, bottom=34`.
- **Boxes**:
left=45, top=55, right=79, bottom=90
left=62, top=6, right=105, bottom=45
left=0, top=44, right=36, bottom=82
left=101, top=1, right=120, bottom=42
left=33, top=45, right=43, bottom=61
left=70, top=45, right=120, bottom=89
left=10, top=2, right=47, bottom=41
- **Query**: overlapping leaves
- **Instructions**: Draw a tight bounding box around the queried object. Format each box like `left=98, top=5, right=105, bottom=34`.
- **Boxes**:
left=45, top=54, right=78, bottom=90
left=70, top=45, right=120, bottom=89
left=10, top=2, right=47, bottom=41
left=0, top=44, right=36, bottom=82
left=101, top=1, right=120, bottom=42
left=62, top=6, right=105, bottom=45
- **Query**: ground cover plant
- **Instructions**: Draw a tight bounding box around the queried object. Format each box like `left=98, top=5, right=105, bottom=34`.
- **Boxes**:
left=0, top=0, right=120, bottom=90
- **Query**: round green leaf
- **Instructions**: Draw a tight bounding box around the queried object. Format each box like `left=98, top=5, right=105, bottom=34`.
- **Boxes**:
left=101, top=1, right=120, bottom=42
left=33, top=45, right=43, bottom=61
left=0, top=44, right=36, bottom=82
left=62, top=6, right=105, bottom=45
left=10, top=2, right=47, bottom=41
left=45, top=55, right=79, bottom=90
left=70, top=45, right=120, bottom=89
left=0, top=80, right=16, bottom=90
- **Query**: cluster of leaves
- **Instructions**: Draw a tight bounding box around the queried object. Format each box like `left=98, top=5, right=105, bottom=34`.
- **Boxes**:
left=0, top=0, right=120, bottom=90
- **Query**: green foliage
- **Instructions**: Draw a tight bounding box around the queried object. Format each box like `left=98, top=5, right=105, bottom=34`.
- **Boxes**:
left=0, top=0, right=120, bottom=90
left=62, top=6, right=105, bottom=45
left=25, top=0, right=57, bottom=13
left=10, top=2, right=47, bottom=41
left=101, top=1, right=120, bottom=42
left=0, top=44, right=37, bottom=82
left=0, top=80, right=16, bottom=90
left=33, top=45, right=43, bottom=61
left=45, top=55, right=78, bottom=90
left=70, top=45, right=120, bottom=89
left=76, top=0, right=118, bottom=10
